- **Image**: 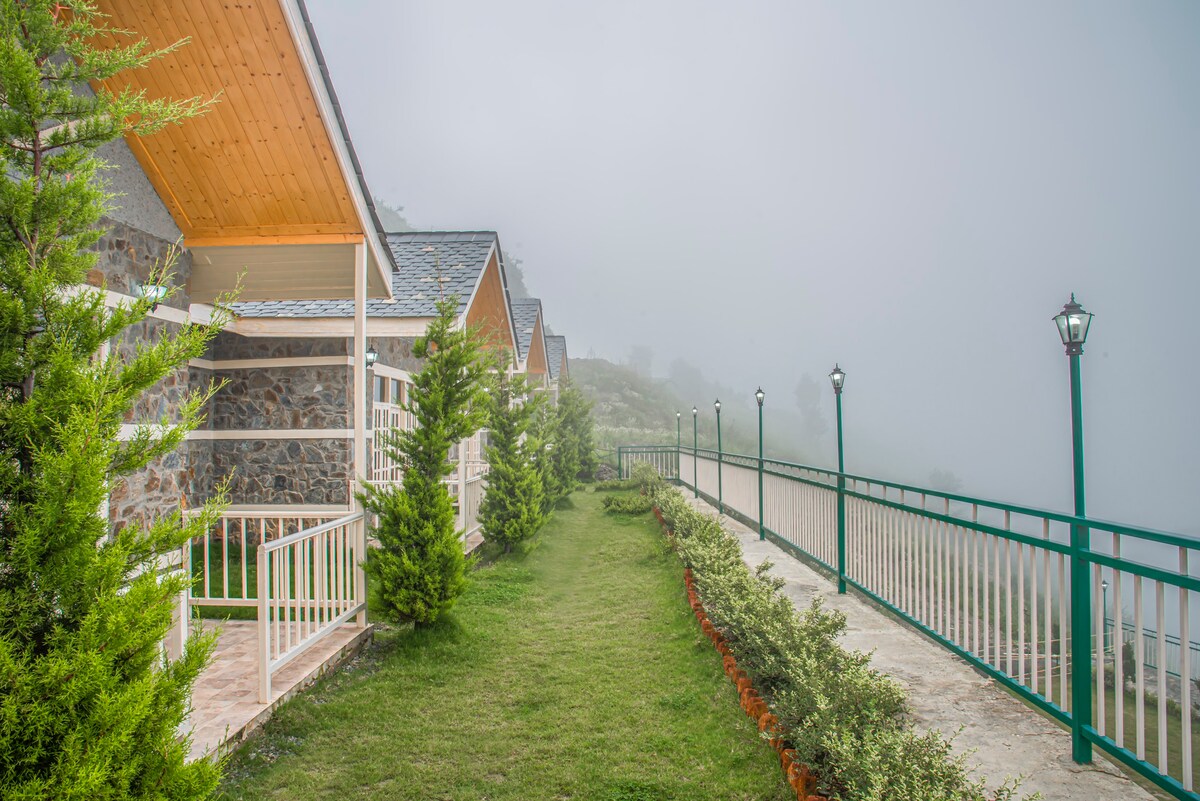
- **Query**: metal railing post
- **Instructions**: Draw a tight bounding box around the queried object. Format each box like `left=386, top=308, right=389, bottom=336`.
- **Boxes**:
left=835, top=392, right=847, bottom=594
left=716, top=407, right=723, bottom=514
left=1068, top=352, right=1093, bottom=763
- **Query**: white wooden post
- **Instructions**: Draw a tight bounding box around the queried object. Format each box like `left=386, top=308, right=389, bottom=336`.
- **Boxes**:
left=355, top=516, right=367, bottom=627
left=257, top=545, right=270, bottom=703
left=457, top=445, right=468, bottom=534
left=352, top=239, right=369, bottom=630
left=165, top=547, right=188, bottom=661
left=353, top=239, right=368, bottom=497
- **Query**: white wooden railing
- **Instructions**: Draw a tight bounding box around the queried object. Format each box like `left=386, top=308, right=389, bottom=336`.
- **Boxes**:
left=183, top=509, right=366, bottom=703
left=187, top=511, right=346, bottom=606
left=257, top=512, right=366, bottom=702
left=372, top=402, right=408, bottom=484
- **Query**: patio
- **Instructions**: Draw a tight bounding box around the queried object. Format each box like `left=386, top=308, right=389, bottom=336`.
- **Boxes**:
left=185, top=620, right=372, bottom=762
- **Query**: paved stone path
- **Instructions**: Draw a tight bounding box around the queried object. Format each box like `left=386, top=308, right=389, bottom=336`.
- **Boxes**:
left=682, top=495, right=1160, bottom=801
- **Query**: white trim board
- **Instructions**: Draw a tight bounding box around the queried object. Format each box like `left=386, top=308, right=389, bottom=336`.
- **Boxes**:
left=190, top=356, right=353, bottom=370
left=118, top=424, right=353, bottom=441
left=371, top=364, right=413, bottom=382
left=228, top=316, right=433, bottom=338
left=69, top=285, right=191, bottom=325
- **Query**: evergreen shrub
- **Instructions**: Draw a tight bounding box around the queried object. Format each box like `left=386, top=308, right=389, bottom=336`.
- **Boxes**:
left=650, top=486, right=1030, bottom=801
left=601, top=494, right=654, bottom=515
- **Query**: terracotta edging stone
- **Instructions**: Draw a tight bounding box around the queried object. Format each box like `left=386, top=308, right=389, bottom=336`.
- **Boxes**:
left=657, top=505, right=826, bottom=801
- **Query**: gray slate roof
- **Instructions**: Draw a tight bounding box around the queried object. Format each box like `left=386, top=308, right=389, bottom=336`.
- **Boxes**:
left=510, top=297, right=543, bottom=362
left=230, top=231, right=497, bottom=319
left=546, top=335, right=567, bottom=381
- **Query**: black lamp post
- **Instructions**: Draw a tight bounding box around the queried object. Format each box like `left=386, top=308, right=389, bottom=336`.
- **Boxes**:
left=714, top=399, right=723, bottom=515
left=1054, top=293, right=1094, bottom=764
left=829, top=364, right=846, bottom=594
left=755, top=387, right=765, bottom=540
left=676, top=411, right=681, bottom=480
left=692, top=406, right=698, bottom=498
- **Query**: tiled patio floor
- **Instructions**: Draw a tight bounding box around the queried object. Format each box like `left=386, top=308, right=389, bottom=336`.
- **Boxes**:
left=184, top=619, right=372, bottom=762
left=185, top=535, right=481, bottom=762
left=463, top=529, right=485, bottom=554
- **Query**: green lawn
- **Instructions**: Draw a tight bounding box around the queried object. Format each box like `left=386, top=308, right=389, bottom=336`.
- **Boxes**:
left=217, top=490, right=792, bottom=801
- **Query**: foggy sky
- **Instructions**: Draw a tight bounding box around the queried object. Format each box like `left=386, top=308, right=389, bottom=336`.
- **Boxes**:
left=306, top=1, right=1200, bottom=534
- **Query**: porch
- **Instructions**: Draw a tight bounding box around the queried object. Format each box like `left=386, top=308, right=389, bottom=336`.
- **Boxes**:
left=182, top=494, right=489, bottom=761
left=186, top=620, right=371, bottom=762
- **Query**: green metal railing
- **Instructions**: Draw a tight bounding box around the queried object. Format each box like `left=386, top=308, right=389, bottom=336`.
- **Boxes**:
left=618, top=443, right=1200, bottom=801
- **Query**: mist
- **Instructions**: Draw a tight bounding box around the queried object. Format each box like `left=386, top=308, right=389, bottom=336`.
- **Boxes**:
left=306, top=0, right=1200, bottom=535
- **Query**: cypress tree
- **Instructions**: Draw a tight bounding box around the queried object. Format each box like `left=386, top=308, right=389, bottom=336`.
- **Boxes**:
left=552, top=380, right=596, bottom=490
left=360, top=299, right=488, bottom=625
left=477, top=357, right=545, bottom=553
left=0, top=2, right=222, bottom=797
left=528, top=401, right=561, bottom=514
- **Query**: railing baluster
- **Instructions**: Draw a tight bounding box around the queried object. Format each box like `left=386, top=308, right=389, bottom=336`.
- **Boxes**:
left=1181, top=547, right=1193, bottom=791
left=1042, top=517, right=1053, bottom=704
left=1114, top=534, right=1124, bottom=747
left=203, top=522, right=211, bottom=600
left=1135, top=573, right=1146, bottom=758
left=1157, top=578, right=1168, bottom=773
left=1094, top=559, right=1105, bottom=737
left=1018, top=532, right=1026, bottom=687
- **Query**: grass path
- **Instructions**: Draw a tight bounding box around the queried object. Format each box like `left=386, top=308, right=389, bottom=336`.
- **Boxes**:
left=217, top=490, right=792, bottom=801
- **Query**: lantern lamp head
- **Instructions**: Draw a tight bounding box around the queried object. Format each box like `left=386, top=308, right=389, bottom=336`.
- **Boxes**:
left=365, top=344, right=380, bottom=367
left=136, top=280, right=169, bottom=311
left=1053, top=293, right=1093, bottom=355
left=714, top=398, right=721, bottom=414
left=828, top=364, right=846, bottom=395
left=755, top=387, right=765, bottom=407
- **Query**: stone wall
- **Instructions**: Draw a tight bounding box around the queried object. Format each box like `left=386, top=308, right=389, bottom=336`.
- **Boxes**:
left=90, top=217, right=191, bottom=308
left=206, top=332, right=349, bottom=360
left=91, top=219, right=198, bottom=530
left=200, top=332, right=354, bottom=507
left=211, top=439, right=352, bottom=506
left=373, top=336, right=423, bottom=374
left=209, top=365, right=351, bottom=430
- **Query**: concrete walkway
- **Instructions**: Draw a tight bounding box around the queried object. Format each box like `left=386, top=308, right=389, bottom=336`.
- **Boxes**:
left=682, top=495, right=1160, bottom=801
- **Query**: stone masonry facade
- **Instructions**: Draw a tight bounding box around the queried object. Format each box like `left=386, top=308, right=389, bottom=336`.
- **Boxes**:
left=93, top=224, right=441, bottom=522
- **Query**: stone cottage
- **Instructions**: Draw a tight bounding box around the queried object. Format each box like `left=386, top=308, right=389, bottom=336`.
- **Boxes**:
left=511, top=297, right=551, bottom=391
left=546, top=335, right=570, bottom=400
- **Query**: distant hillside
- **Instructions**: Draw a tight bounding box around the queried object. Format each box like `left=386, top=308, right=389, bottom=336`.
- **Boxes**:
left=570, top=357, right=760, bottom=458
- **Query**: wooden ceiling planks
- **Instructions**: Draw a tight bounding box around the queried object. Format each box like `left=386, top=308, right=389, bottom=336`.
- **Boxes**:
left=92, top=0, right=361, bottom=242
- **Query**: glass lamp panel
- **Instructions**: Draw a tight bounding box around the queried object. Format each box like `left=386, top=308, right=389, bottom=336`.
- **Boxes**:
left=1069, top=312, right=1092, bottom=343
left=1055, top=313, right=1071, bottom=345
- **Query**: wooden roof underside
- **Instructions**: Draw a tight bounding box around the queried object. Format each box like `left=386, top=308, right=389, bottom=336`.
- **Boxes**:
left=92, top=0, right=390, bottom=301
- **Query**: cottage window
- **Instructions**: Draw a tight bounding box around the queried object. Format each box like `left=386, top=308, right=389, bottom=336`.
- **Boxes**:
left=373, top=376, right=385, bottom=402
